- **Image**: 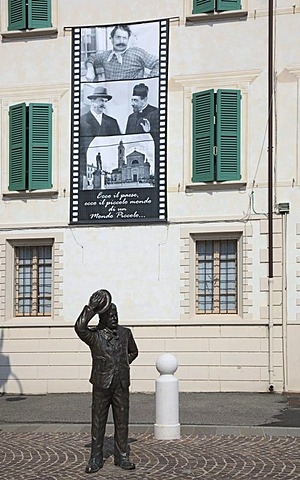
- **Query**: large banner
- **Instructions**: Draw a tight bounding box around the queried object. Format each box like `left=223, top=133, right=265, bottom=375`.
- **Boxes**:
left=70, top=20, right=169, bottom=224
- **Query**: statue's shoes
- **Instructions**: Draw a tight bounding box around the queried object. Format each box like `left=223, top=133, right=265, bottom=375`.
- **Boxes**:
left=85, top=457, right=103, bottom=473
left=114, top=459, right=136, bottom=470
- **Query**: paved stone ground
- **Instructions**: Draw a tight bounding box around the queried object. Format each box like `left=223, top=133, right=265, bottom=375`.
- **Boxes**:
left=1, top=430, right=300, bottom=480
left=1, top=393, right=300, bottom=479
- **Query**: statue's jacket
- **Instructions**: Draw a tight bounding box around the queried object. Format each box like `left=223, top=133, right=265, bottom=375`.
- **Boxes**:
left=75, top=305, right=138, bottom=389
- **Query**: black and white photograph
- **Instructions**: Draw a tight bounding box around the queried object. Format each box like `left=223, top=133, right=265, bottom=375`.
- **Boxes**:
left=70, top=19, right=169, bottom=224
left=84, top=135, right=155, bottom=191
left=80, top=78, right=159, bottom=137
left=81, top=22, right=160, bottom=82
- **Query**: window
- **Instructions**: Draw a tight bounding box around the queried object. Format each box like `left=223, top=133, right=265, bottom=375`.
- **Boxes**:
left=193, top=0, right=241, bottom=14
left=192, top=89, right=241, bottom=182
left=3, top=234, right=64, bottom=324
left=196, top=239, right=237, bottom=314
left=14, top=244, right=52, bottom=316
left=9, top=102, right=52, bottom=191
left=8, top=0, right=51, bottom=31
left=81, top=27, right=97, bottom=78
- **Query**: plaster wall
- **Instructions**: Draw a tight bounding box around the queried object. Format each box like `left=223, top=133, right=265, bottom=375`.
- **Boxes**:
left=0, top=0, right=299, bottom=393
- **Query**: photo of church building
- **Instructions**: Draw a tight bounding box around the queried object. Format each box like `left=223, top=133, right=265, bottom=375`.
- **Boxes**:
left=110, top=141, right=154, bottom=187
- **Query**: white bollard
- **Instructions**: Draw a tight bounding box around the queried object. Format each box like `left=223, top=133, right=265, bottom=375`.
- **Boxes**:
left=154, top=353, right=180, bottom=440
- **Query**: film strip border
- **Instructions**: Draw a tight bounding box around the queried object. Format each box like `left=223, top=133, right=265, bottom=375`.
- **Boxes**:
left=158, top=19, right=169, bottom=221
left=70, top=19, right=169, bottom=224
left=70, top=26, right=81, bottom=223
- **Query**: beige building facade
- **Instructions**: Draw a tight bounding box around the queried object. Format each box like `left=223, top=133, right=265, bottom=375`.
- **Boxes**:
left=0, top=0, right=300, bottom=394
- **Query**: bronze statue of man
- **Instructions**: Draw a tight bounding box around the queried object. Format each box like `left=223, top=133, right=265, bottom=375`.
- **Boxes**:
left=75, top=289, right=138, bottom=473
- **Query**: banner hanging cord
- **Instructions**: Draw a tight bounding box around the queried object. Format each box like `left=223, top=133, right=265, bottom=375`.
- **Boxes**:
left=63, top=17, right=180, bottom=31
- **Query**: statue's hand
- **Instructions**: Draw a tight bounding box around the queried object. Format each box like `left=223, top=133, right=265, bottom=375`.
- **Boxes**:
left=88, top=291, right=105, bottom=313
left=88, top=289, right=111, bottom=314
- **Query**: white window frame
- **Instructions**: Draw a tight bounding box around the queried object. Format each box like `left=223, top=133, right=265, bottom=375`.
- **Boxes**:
left=179, top=227, right=245, bottom=323
left=0, top=84, right=68, bottom=198
left=195, top=236, right=239, bottom=315
left=14, top=242, right=53, bottom=317
left=191, top=232, right=243, bottom=320
left=172, top=69, right=261, bottom=192
left=1, top=232, right=64, bottom=326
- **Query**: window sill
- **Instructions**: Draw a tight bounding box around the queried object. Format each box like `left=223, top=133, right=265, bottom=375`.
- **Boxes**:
left=186, top=10, right=248, bottom=24
left=2, top=189, right=59, bottom=199
left=1, top=27, right=58, bottom=41
left=185, top=181, right=247, bottom=192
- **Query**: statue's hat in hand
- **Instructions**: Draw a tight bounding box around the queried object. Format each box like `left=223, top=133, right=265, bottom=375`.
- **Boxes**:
left=92, top=289, right=112, bottom=314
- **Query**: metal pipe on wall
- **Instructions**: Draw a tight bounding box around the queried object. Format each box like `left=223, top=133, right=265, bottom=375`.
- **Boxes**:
left=268, top=2, right=274, bottom=278
left=268, top=277, right=274, bottom=390
left=268, top=0, right=274, bottom=392
left=281, top=213, right=288, bottom=392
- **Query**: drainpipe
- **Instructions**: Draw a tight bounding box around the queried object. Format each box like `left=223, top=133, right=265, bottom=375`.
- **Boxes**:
left=268, top=278, right=274, bottom=392
left=278, top=203, right=290, bottom=391
left=268, top=0, right=274, bottom=393
left=281, top=212, right=287, bottom=392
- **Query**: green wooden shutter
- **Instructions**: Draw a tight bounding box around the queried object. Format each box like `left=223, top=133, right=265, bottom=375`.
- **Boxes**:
left=28, top=0, right=52, bottom=29
left=8, top=0, right=27, bottom=31
left=216, top=89, right=241, bottom=181
left=28, top=103, right=52, bottom=190
left=192, top=90, right=215, bottom=182
left=193, top=0, right=215, bottom=14
left=9, top=103, right=27, bottom=191
left=216, top=0, right=241, bottom=11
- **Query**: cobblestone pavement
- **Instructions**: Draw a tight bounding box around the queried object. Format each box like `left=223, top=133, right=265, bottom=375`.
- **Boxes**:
left=1, top=430, right=300, bottom=480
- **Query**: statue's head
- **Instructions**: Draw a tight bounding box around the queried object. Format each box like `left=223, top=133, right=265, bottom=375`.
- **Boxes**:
left=99, top=303, right=118, bottom=331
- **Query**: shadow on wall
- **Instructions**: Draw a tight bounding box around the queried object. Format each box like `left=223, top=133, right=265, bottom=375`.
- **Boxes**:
left=0, top=329, right=24, bottom=397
